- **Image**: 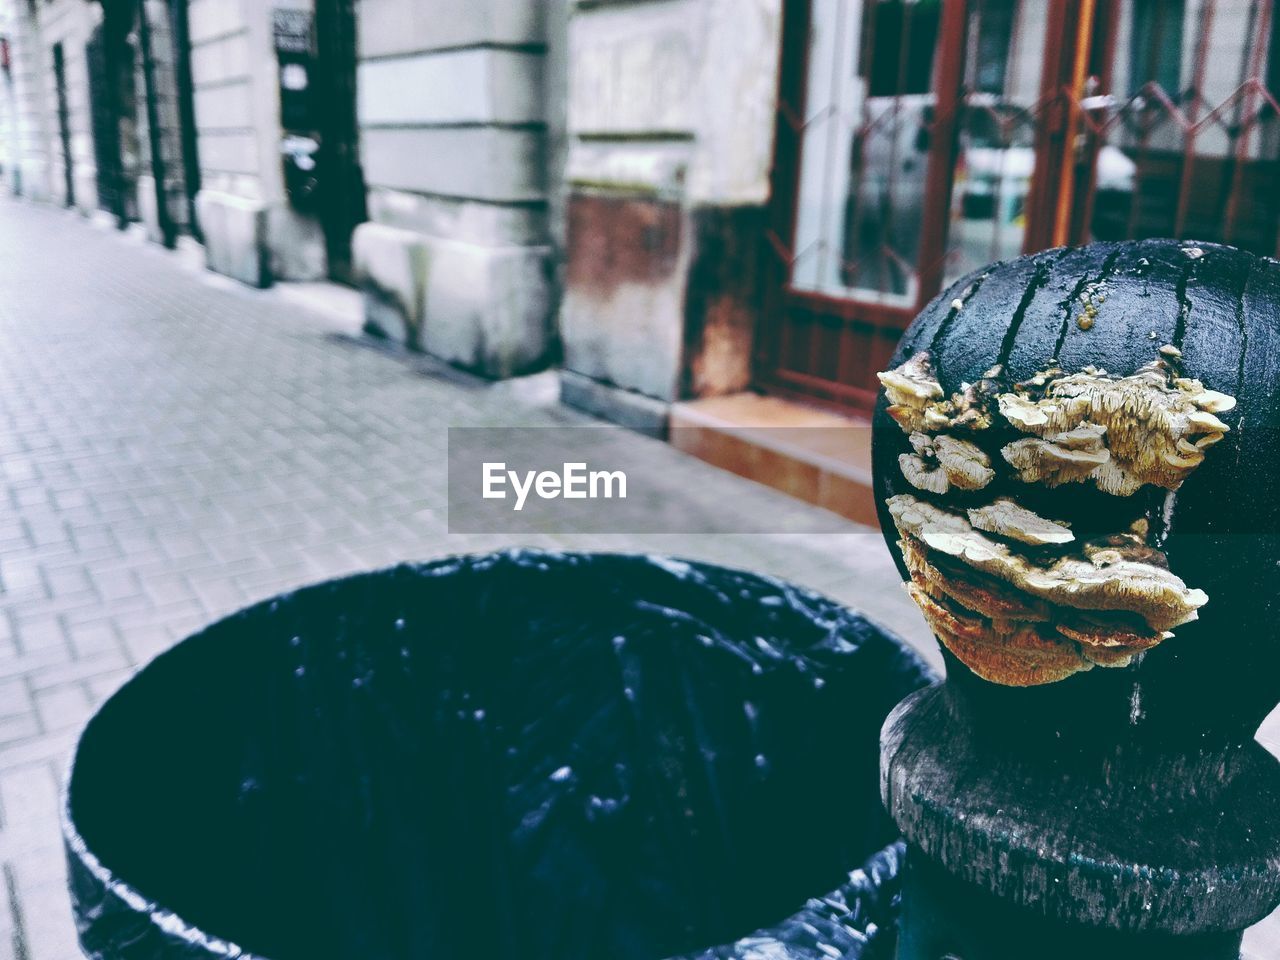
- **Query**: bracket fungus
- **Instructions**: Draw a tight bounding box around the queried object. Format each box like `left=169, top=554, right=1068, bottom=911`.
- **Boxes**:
left=888, top=493, right=1195, bottom=683
left=899, top=433, right=994, bottom=495
left=874, top=240, right=1280, bottom=959
left=994, top=352, right=1234, bottom=496
left=879, top=352, right=1000, bottom=434
left=870, top=240, right=1265, bottom=691
left=878, top=346, right=1220, bottom=685
left=967, top=497, right=1074, bottom=546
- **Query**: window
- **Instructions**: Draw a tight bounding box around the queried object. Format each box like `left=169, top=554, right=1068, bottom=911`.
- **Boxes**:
left=1130, top=0, right=1185, bottom=97
left=973, top=0, right=1017, bottom=94
left=864, top=0, right=944, bottom=97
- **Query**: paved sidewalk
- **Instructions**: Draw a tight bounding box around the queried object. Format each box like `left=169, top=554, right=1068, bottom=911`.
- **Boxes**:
left=0, top=199, right=930, bottom=960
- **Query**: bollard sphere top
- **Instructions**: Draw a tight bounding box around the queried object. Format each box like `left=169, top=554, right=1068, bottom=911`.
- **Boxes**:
left=871, top=239, right=1280, bottom=743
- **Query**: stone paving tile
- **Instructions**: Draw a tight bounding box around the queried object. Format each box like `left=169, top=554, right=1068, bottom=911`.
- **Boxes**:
left=0, top=198, right=1273, bottom=960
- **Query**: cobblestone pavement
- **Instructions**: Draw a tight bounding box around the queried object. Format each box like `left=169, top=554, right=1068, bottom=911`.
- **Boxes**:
left=0, top=199, right=1275, bottom=960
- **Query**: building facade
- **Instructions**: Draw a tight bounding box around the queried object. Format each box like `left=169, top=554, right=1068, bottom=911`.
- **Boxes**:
left=3, top=0, right=1280, bottom=424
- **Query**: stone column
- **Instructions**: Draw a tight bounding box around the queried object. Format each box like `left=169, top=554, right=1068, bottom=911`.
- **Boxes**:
left=350, top=0, right=553, bottom=378
left=9, top=0, right=54, bottom=202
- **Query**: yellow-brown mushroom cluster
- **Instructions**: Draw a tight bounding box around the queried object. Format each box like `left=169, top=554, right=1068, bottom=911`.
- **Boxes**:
left=995, top=347, right=1234, bottom=496
left=877, top=348, right=1232, bottom=686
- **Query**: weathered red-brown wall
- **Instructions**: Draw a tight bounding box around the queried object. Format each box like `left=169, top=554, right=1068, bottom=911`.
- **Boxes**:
left=561, top=191, right=767, bottom=404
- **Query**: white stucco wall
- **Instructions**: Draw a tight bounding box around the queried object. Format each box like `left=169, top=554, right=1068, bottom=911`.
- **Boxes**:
left=565, top=0, right=782, bottom=206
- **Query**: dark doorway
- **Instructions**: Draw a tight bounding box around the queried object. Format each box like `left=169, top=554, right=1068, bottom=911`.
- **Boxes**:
left=168, top=0, right=202, bottom=240
left=86, top=27, right=122, bottom=223
left=312, top=0, right=366, bottom=283
left=86, top=15, right=140, bottom=227
left=51, top=42, right=74, bottom=208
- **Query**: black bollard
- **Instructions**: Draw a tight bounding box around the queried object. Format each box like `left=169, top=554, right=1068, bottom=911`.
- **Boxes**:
left=871, top=239, right=1280, bottom=959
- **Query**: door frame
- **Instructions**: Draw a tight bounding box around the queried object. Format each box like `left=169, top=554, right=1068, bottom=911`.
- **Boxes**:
left=756, top=0, right=973, bottom=414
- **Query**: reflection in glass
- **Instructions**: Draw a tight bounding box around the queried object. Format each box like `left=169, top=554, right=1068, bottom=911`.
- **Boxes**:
left=790, top=0, right=944, bottom=305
